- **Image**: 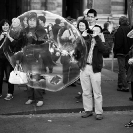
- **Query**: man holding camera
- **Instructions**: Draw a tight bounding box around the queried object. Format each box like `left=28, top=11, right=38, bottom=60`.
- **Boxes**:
left=80, top=9, right=108, bottom=120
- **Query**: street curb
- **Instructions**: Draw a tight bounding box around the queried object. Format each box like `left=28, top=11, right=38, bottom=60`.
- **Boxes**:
left=1, top=106, right=133, bottom=116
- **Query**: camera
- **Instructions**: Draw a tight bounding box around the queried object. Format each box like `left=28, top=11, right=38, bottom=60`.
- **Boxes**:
left=87, top=29, right=93, bottom=34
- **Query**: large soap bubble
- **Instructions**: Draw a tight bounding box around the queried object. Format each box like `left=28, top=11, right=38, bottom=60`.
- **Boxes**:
left=3, top=10, right=87, bottom=91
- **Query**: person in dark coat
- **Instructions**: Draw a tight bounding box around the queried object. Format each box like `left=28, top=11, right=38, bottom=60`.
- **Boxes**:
left=52, top=18, right=61, bottom=42
left=125, top=45, right=133, bottom=127
left=127, top=46, right=133, bottom=101
left=113, top=16, right=132, bottom=92
left=102, top=21, right=114, bottom=58
left=0, top=19, right=14, bottom=100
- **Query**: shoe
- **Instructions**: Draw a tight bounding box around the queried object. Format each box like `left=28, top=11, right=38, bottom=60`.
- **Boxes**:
left=25, top=99, right=33, bottom=105
left=96, top=114, right=103, bottom=120
left=0, top=94, right=2, bottom=98
left=129, top=97, right=133, bottom=101
left=125, top=120, right=133, bottom=127
left=117, top=87, right=129, bottom=92
left=81, top=111, right=93, bottom=118
left=36, top=101, right=43, bottom=107
left=4, top=94, right=13, bottom=100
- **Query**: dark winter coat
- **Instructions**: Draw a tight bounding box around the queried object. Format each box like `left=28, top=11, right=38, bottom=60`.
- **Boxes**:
left=113, top=25, right=132, bottom=56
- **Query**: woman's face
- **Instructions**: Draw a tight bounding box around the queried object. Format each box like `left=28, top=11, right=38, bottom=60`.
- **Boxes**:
left=79, top=22, right=86, bottom=32
left=28, top=18, right=37, bottom=28
left=2, top=22, right=10, bottom=32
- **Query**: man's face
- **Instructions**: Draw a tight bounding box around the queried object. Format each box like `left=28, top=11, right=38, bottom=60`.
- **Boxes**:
left=28, top=18, right=37, bottom=28
left=86, top=13, right=96, bottom=24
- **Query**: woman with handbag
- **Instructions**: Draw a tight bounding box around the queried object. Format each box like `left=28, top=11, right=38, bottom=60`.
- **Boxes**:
left=0, top=19, right=14, bottom=100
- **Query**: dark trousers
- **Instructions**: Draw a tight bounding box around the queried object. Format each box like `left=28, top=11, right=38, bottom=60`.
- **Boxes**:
left=0, top=59, right=14, bottom=94
left=27, top=87, right=43, bottom=101
left=117, top=55, right=128, bottom=88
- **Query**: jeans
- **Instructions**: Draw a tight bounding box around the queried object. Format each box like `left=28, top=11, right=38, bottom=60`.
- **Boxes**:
left=0, top=59, right=14, bottom=94
left=117, top=55, right=128, bottom=88
left=27, top=87, right=44, bottom=101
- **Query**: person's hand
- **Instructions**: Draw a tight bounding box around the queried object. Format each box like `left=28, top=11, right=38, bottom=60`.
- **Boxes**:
left=98, top=33, right=105, bottom=42
left=49, top=48, right=54, bottom=53
left=82, top=30, right=88, bottom=37
left=91, top=31, right=98, bottom=37
left=7, top=33, right=14, bottom=42
left=2, top=32, right=7, bottom=36
left=0, top=34, right=4, bottom=40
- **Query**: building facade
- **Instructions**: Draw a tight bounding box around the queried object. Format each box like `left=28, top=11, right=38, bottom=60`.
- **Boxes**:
left=0, top=0, right=128, bottom=26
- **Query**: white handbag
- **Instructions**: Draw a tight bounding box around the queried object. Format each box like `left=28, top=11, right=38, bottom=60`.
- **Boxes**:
left=9, top=64, right=28, bottom=84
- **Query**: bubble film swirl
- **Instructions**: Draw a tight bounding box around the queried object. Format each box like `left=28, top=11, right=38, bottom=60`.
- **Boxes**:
left=3, top=10, right=87, bottom=91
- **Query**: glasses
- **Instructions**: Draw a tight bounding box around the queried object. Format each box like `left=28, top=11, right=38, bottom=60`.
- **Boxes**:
left=87, top=16, right=95, bottom=18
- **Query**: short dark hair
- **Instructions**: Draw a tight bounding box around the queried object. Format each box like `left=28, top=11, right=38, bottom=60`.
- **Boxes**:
left=103, top=22, right=110, bottom=30
left=28, top=12, right=37, bottom=20
left=87, top=9, right=97, bottom=17
left=38, top=16, right=46, bottom=23
left=55, top=18, right=61, bottom=24
left=119, top=16, right=129, bottom=26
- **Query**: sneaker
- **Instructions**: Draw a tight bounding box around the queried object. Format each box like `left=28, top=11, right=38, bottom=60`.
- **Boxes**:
left=81, top=111, right=93, bottom=118
left=0, top=94, right=2, bottom=98
left=25, top=99, right=34, bottom=105
left=36, top=101, right=43, bottom=107
left=96, top=114, right=103, bottom=120
left=4, top=94, right=13, bottom=100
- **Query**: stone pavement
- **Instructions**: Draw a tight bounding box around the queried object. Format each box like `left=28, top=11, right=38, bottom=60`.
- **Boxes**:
left=0, top=68, right=133, bottom=115
left=0, top=111, right=133, bottom=133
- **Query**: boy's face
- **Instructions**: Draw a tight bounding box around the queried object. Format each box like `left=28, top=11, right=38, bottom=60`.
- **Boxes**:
left=28, top=18, right=37, bottom=28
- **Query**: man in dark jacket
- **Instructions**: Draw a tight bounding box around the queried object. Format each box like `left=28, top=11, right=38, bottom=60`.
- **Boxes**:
left=80, top=25, right=108, bottom=120
left=114, top=16, right=132, bottom=92
left=52, top=18, right=61, bottom=43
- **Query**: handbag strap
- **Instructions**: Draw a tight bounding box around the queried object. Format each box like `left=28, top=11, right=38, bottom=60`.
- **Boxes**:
left=14, top=64, right=23, bottom=72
